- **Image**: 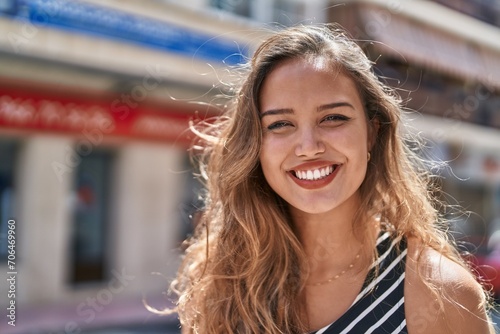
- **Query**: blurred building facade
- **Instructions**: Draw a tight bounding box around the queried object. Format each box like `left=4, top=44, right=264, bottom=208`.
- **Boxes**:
left=323, top=0, right=500, bottom=252
left=0, top=0, right=500, bottom=332
left=434, top=0, right=500, bottom=26
left=0, top=0, right=269, bottom=332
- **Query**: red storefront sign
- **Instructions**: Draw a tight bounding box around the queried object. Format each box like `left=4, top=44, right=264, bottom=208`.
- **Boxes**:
left=0, top=87, right=206, bottom=145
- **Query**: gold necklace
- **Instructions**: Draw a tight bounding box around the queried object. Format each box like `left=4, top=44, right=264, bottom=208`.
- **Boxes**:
left=306, top=248, right=363, bottom=286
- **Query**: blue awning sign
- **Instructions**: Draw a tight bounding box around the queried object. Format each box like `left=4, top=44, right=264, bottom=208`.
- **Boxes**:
left=3, top=0, right=248, bottom=64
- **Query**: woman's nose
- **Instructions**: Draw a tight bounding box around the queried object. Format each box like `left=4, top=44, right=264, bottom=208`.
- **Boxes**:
left=294, top=127, right=326, bottom=157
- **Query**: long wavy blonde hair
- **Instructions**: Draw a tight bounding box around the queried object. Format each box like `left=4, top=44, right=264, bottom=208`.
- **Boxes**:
left=168, top=24, right=487, bottom=333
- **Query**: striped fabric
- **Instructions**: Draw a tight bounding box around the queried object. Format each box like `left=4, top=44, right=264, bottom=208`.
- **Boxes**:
left=312, top=232, right=408, bottom=334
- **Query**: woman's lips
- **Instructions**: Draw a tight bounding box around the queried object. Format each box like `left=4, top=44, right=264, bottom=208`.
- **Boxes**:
left=288, top=164, right=341, bottom=190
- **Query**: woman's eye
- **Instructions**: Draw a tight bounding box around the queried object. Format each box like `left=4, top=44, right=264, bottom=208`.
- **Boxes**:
left=322, top=114, right=351, bottom=123
left=267, top=121, right=292, bottom=131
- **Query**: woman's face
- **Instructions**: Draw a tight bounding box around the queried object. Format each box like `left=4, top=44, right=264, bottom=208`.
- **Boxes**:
left=258, top=57, right=374, bottom=216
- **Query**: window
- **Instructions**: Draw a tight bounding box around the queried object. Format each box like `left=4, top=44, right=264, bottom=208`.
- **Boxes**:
left=210, top=0, right=251, bottom=17
left=0, top=139, right=18, bottom=261
left=70, top=149, right=114, bottom=284
left=273, top=0, right=305, bottom=26
left=209, top=0, right=311, bottom=25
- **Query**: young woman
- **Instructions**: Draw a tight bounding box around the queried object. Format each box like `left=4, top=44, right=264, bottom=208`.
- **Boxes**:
left=169, top=24, right=495, bottom=333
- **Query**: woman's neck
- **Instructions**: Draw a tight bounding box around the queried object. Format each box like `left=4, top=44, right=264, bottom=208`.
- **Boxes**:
left=290, top=193, right=376, bottom=277
left=291, top=193, right=359, bottom=248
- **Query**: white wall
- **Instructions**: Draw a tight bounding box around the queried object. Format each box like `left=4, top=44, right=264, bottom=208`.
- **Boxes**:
left=0, top=135, right=74, bottom=305
left=111, top=142, right=187, bottom=294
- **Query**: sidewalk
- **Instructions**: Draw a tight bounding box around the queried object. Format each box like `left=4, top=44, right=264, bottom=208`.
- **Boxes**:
left=0, top=295, right=178, bottom=334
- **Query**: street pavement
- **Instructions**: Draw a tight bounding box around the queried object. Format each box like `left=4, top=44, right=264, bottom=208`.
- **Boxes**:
left=81, top=321, right=181, bottom=333
left=83, top=309, right=500, bottom=334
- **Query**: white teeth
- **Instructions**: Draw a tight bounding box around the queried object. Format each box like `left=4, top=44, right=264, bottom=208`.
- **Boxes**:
left=294, top=165, right=337, bottom=181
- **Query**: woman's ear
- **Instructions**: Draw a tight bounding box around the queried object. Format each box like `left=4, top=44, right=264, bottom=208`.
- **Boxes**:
left=367, top=118, right=380, bottom=150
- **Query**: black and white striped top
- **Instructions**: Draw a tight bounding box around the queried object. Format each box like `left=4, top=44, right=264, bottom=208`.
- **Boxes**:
left=312, top=231, right=408, bottom=334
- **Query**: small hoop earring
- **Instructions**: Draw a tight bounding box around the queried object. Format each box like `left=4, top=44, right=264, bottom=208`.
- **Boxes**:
left=367, top=152, right=371, bottom=161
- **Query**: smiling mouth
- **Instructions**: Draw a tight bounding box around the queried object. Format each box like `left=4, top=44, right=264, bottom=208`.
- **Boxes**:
left=291, top=165, right=339, bottom=181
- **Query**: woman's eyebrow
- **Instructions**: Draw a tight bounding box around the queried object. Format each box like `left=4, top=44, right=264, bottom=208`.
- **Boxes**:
left=260, top=108, right=294, bottom=118
left=260, top=102, right=354, bottom=118
left=317, top=102, right=354, bottom=112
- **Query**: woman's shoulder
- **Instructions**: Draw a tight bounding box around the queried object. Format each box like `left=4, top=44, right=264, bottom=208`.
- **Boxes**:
left=404, top=237, right=494, bottom=334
